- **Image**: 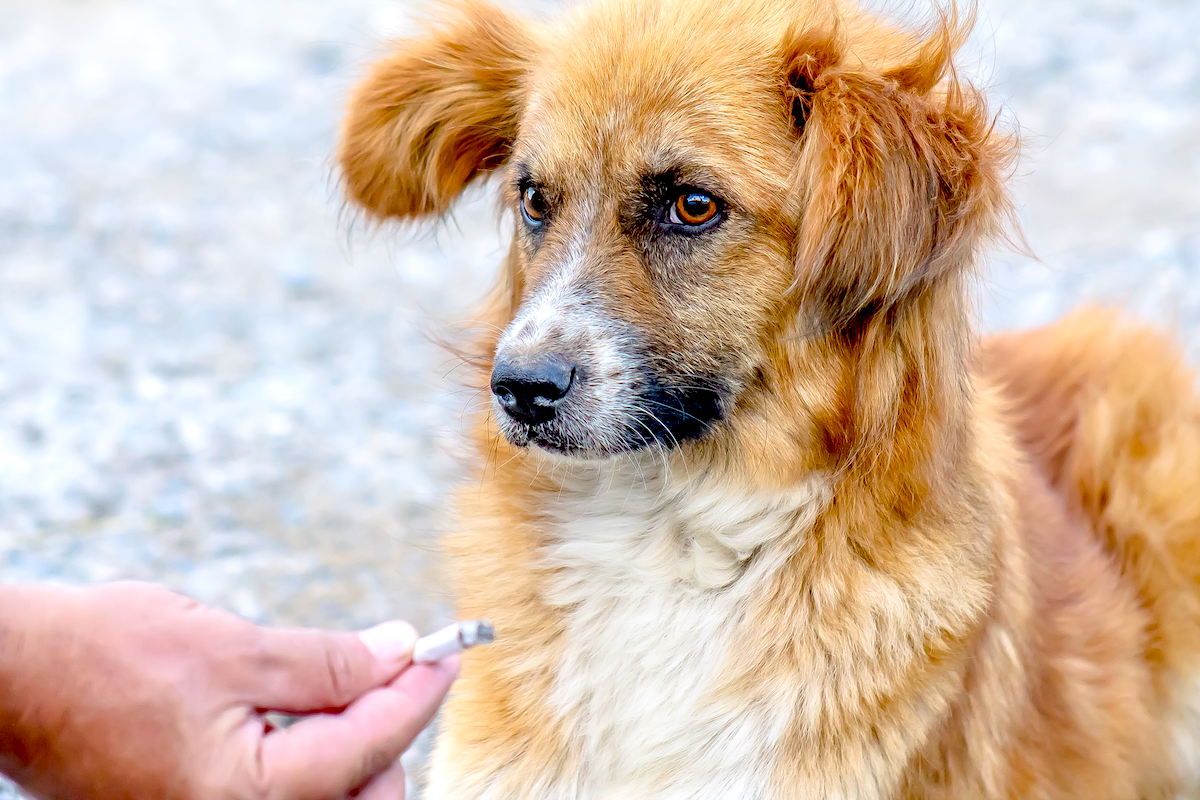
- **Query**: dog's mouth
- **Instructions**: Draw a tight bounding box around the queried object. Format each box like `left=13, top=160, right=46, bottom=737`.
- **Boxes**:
left=491, top=371, right=727, bottom=458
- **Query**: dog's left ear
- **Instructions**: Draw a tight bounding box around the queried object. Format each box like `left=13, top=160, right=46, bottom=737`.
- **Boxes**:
left=785, top=22, right=1011, bottom=327
left=338, top=1, right=534, bottom=221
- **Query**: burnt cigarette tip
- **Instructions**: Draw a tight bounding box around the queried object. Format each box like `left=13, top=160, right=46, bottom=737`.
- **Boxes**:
left=461, top=619, right=495, bottom=648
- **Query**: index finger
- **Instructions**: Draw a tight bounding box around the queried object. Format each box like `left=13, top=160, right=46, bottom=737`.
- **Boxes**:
left=245, top=621, right=417, bottom=713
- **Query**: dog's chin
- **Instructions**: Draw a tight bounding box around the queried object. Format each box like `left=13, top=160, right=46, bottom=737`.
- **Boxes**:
left=496, top=420, right=639, bottom=460
left=499, top=424, right=597, bottom=457
left=495, top=383, right=727, bottom=459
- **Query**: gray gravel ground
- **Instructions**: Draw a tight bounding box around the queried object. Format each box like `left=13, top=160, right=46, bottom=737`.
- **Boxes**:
left=1, top=0, right=1197, bottom=796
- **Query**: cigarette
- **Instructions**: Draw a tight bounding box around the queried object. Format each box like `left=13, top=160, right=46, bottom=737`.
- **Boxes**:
left=412, top=619, right=495, bottom=663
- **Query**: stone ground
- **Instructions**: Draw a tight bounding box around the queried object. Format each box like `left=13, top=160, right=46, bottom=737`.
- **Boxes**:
left=0, top=0, right=1197, bottom=795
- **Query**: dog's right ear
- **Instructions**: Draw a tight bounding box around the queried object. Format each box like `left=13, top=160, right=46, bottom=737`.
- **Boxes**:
left=783, top=17, right=1011, bottom=331
left=338, top=2, right=533, bottom=220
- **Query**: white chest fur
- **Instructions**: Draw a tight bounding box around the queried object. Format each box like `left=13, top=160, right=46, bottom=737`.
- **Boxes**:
left=530, top=461, right=830, bottom=799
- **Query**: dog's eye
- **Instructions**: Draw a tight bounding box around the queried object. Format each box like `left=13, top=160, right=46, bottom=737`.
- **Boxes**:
left=521, top=186, right=546, bottom=225
left=669, top=191, right=719, bottom=227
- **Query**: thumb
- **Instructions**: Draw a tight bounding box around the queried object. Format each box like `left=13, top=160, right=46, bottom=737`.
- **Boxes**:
left=246, top=620, right=418, bottom=713
left=256, top=658, right=459, bottom=800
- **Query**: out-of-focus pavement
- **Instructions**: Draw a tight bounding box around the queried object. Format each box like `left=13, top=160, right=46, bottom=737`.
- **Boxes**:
left=0, top=0, right=1197, bottom=795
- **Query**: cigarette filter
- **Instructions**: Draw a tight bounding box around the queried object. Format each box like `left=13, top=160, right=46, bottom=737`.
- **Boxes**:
left=413, top=619, right=495, bottom=664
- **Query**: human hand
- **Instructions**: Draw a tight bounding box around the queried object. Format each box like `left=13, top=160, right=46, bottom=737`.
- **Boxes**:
left=0, top=581, right=457, bottom=800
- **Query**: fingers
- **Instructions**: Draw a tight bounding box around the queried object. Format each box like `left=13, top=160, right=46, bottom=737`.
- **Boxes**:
left=352, top=758, right=407, bottom=800
left=249, top=621, right=418, bottom=712
left=256, top=657, right=458, bottom=800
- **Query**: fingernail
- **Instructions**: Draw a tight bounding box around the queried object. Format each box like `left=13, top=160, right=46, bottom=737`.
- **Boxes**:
left=358, top=620, right=418, bottom=664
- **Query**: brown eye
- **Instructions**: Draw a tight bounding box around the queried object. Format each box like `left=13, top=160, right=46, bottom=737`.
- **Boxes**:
left=521, top=185, right=546, bottom=224
left=669, top=191, right=718, bottom=226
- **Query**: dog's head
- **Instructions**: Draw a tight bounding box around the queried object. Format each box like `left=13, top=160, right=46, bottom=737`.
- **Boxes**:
left=340, top=0, right=1009, bottom=461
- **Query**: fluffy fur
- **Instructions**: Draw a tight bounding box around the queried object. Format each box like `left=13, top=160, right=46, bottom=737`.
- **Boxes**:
left=338, top=0, right=1200, bottom=796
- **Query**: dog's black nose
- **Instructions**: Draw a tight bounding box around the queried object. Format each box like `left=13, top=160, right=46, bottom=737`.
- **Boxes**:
left=491, top=357, right=576, bottom=426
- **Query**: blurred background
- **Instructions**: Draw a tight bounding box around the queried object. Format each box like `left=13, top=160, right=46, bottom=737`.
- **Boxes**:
left=0, top=0, right=1197, bottom=795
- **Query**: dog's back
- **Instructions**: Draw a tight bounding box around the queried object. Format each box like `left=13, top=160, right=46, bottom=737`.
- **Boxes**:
left=983, top=309, right=1200, bottom=788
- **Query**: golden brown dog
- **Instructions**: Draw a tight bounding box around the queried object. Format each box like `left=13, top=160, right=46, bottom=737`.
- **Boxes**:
left=338, top=0, right=1200, bottom=796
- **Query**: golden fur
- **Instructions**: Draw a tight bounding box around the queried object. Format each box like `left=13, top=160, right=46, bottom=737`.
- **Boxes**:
left=338, top=0, right=1200, bottom=796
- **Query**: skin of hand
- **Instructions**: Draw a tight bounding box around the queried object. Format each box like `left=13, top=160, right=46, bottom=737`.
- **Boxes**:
left=0, top=581, right=459, bottom=800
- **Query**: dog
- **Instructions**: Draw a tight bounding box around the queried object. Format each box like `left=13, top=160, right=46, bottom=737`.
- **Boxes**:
left=337, top=0, right=1200, bottom=796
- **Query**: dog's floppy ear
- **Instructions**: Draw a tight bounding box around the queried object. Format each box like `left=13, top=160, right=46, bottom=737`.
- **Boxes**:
left=338, top=1, right=533, bottom=220
left=785, top=20, right=1011, bottom=328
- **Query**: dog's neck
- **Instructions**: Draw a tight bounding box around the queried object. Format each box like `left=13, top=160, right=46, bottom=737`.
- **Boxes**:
left=527, top=454, right=832, bottom=590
